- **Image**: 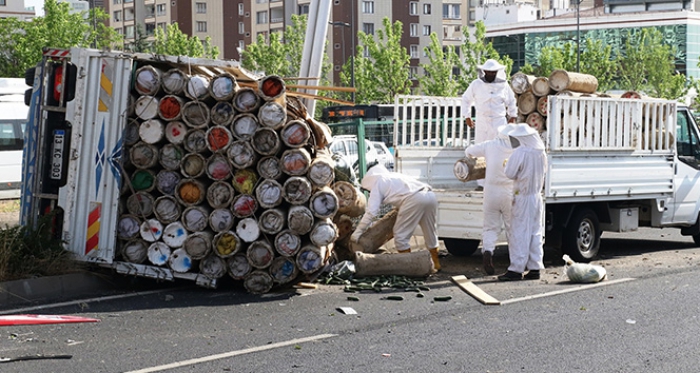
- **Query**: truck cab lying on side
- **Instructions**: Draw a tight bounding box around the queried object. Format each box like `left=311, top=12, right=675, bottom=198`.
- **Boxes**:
left=393, top=94, right=700, bottom=262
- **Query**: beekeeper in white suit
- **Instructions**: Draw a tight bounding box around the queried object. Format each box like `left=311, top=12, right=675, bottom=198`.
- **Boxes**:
left=464, top=123, right=516, bottom=275
left=350, top=164, right=441, bottom=270
left=461, top=59, right=518, bottom=190
left=499, top=123, right=547, bottom=281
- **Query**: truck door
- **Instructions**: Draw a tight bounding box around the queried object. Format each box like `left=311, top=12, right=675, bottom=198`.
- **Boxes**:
left=670, top=108, right=700, bottom=224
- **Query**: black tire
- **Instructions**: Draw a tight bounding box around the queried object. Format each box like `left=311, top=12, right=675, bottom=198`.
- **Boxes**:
left=25, top=67, right=36, bottom=87
left=442, top=238, right=480, bottom=257
left=562, top=208, right=601, bottom=262
left=24, top=88, right=32, bottom=106
left=692, top=233, right=700, bottom=246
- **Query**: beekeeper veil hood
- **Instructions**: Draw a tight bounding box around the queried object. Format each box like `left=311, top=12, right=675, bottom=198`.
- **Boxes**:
left=497, top=123, right=517, bottom=140
left=478, top=59, right=507, bottom=82
left=509, top=123, right=544, bottom=150
left=361, top=163, right=390, bottom=192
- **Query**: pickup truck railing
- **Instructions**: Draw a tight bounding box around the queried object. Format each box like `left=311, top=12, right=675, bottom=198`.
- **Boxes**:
left=393, top=95, right=469, bottom=148
left=548, top=96, right=676, bottom=153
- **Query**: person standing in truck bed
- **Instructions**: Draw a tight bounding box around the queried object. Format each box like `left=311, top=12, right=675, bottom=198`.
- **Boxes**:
left=461, top=59, right=518, bottom=191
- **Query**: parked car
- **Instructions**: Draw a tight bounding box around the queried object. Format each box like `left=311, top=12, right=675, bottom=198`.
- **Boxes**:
left=372, top=141, right=395, bottom=170
left=328, top=135, right=380, bottom=173
left=0, top=79, right=28, bottom=200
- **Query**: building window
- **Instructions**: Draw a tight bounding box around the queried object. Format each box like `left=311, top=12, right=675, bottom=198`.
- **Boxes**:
left=443, top=4, right=461, bottom=19
left=423, top=25, right=431, bottom=36
left=196, top=21, right=207, bottom=32
left=362, top=1, right=374, bottom=14
left=113, top=0, right=121, bottom=4
left=362, top=23, right=374, bottom=35
left=196, top=2, right=206, bottom=13
left=239, top=40, right=245, bottom=50
left=238, top=3, right=244, bottom=15
left=423, top=3, right=431, bottom=14
left=410, top=45, right=418, bottom=59
left=125, top=8, right=135, bottom=21
left=145, top=23, right=156, bottom=35
left=298, top=4, right=309, bottom=14
left=256, top=11, right=268, bottom=24
left=409, top=2, right=418, bottom=15
left=124, top=0, right=133, bottom=3
left=256, top=0, right=267, bottom=3
left=409, top=66, right=418, bottom=79
left=113, top=10, right=121, bottom=22
left=156, top=4, right=166, bottom=16
left=125, top=25, right=135, bottom=39
left=238, top=22, right=245, bottom=34
left=115, top=27, right=123, bottom=35
left=410, top=23, right=418, bottom=37
left=157, top=22, right=167, bottom=32
left=144, top=4, right=155, bottom=17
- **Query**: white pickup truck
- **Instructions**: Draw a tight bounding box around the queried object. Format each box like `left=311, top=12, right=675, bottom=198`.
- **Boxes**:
left=393, top=94, right=700, bottom=262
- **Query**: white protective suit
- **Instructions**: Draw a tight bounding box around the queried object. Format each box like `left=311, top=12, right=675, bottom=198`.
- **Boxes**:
left=461, top=60, right=518, bottom=146
left=464, top=125, right=515, bottom=255
left=504, top=124, right=547, bottom=274
left=352, top=164, right=438, bottom=253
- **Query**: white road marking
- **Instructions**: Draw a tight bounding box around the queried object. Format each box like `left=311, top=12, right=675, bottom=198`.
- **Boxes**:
left=0, top=289, right=172, bottom=315
left=498, top=277, right=635, bottom=305
left=123, top=333, right=338, bottom=373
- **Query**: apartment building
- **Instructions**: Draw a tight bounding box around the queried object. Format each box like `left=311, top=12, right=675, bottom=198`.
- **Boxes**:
left=0, top=0, right=36, bottom=20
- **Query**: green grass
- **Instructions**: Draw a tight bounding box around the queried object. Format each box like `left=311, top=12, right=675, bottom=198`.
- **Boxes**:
left=0, top=212, right=85, bottom=282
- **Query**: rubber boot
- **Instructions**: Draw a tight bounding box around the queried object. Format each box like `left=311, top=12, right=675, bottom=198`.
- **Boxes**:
left=398, top=248, right=411, bottom=254
left=429, top=248, right=441, bottom=271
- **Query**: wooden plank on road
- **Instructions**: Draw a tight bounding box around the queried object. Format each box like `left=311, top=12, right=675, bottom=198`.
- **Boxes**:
left=451, top=275, right=500, bottom=305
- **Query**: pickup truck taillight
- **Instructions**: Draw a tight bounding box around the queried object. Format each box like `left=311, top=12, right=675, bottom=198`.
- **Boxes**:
left=49, top=63, right=76, bottom=106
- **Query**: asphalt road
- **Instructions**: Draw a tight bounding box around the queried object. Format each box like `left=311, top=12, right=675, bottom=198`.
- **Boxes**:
left=0, top=228, right=698, bottom=372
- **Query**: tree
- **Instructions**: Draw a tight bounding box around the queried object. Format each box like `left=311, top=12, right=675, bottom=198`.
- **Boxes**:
left=151, top=23, right=219, bottom=59
left=352, top=17, right=411, bottom=104
left=418, top=32, right=461, bottom=97
left=618, top=28, right=686, bottom=99
left=579, top=39, right=616, bottom=93
left=0, top=0, right=121, bottom=77
left=241, top=14, right=307, bottom=78
left=519, top=45, right=566, bottom=77
left=457, top=21, right=510, bottom=94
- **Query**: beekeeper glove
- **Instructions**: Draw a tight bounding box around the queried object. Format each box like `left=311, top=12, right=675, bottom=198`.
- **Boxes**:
left=351, top=215, right=371, bottom=243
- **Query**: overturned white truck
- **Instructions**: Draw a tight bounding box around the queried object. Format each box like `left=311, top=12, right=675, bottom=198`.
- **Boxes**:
left=393, top=94, right=700, bottom=262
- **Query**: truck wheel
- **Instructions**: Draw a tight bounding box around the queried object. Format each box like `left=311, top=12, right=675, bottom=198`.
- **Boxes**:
left=25, top=67, right=36, bottom=86
left=692, top=233, right=700, bottom=246
left=562, top=208, right=601, bottom=262
left=441, top=238, right=480, bottom=257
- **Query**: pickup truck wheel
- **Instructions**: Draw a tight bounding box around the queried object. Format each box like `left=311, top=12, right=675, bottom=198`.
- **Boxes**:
left=562, top=208, right=601, bottom=262
left=441, top=238, right=480, bottom=257
left=692, top=233, right=700, bottom=246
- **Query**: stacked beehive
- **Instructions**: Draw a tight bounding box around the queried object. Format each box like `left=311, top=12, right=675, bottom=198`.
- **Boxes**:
left=510, top=69, right=600, bottom=134
left=115, top=63, right=340, bottom=294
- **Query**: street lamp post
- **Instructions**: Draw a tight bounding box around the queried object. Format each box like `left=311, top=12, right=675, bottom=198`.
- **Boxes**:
left=330, top=20, right=355, bottom=102
left=576, top=0, right=581, bottom=72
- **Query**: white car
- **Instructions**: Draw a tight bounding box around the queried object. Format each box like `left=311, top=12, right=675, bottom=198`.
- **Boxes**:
left=0, top=85, right=28, bottom=200
left=372, top=141, right=395, bottom=171
left=328, top=135, right=380, bottom=172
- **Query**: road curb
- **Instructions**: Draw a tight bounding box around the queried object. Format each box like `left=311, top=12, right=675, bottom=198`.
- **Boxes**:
left=0, top=272, right=117, bottom=309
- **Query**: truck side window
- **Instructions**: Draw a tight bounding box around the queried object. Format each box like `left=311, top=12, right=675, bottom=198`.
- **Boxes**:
left=676, top=110, right=700, bottom=169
